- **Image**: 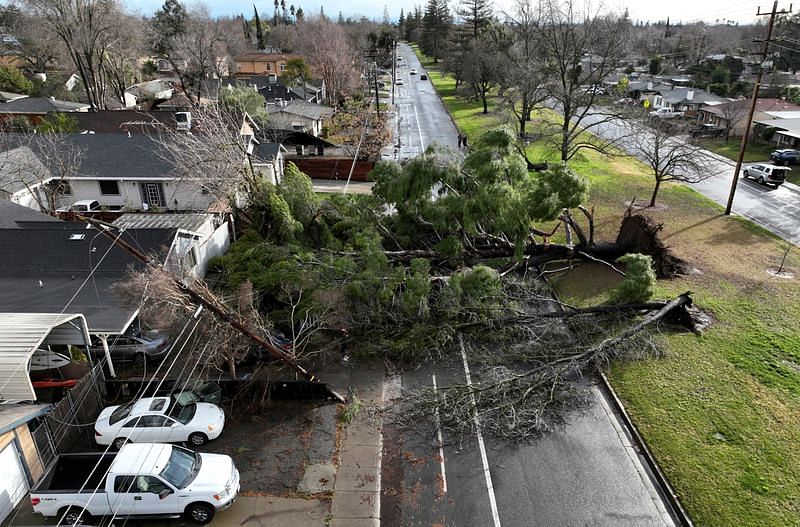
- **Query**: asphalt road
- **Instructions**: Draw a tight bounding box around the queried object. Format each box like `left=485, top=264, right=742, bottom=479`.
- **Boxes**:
left=579, top=111, right=800, bottom=244
left=381, top=43, right=679, bottom=527
left=387, top=44, right=460, bottom=161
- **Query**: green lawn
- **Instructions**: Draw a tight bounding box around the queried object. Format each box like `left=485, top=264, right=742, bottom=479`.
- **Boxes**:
left=701, top=139, right=775, bottom=163
left=413, top=45, right=800, bottom=527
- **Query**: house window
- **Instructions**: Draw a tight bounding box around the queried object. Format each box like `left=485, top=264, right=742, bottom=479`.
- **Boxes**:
left=266, top=63, right=272, bottom=71
left=280, top=63, right=286, bottom=72
left=46, top=179, right=72, bottom=196
left=98, top=180, right=120, bottom=195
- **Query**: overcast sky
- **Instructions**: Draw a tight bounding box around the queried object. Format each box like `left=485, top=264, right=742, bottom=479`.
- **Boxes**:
left=123, top=0, right=764, bottom=25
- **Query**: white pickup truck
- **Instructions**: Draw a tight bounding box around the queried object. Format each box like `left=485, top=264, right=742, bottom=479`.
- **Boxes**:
left=30, top=443, right=239, bottom=525
left=649, top=107, right=684, bottom=119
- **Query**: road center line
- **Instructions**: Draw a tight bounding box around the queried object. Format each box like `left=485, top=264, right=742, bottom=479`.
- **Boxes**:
left=413, top=104, right=425, bottom=150
left=459, top=336, right=502, bottom=527
left=431, top=374, right=448, bottom=494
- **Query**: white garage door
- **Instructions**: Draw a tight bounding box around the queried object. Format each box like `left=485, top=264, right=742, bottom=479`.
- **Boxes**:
left=0, top=443, right=29, bottom=525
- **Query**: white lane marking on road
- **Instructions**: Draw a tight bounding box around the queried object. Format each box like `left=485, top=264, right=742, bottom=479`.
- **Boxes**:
left=459, top=336, right=502, bottom=527
left=413, top=104, right=425, bottom=150
left=431, top=374, right=448, bottom=494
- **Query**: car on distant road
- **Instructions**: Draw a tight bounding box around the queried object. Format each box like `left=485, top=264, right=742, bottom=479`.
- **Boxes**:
left=395, top=78, right=404, bottom=85
left=770, top=149, right=800, bottom=166
left=410, top=68, right=417, bottom=75
left=742, top=164, right=790, bottom=187
left=95, top=396, right=225, bottom=449
left=420, top=74, right=428, bottom=80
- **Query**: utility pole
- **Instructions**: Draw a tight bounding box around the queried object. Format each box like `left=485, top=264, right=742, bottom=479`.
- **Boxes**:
left=374, top=61, right=380, bottom=115
left=81, top=216, right=346, bottom=403
left=725, top=1, right=792, bottom=215
left=391, top=39, right=397, bottom=105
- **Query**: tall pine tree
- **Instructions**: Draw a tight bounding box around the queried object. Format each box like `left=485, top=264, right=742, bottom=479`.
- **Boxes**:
left=457, top=0, right=492, bottom=38
left=422, top=0, right=451, bottom=62
left=254, top=5, right=266, bottom=49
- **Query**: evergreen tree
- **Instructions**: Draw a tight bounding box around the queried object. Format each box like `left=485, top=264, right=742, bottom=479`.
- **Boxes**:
left=254, top=5, right=266, bottom=49
left=422, top=0, right=451, bottom=62
left=320, top=5, right=326, bottom=19
left=383, top=5, right=390, bottom=25
left=273, top=0, right=279, bottom=25
left=281, top=0, right=287, bottom=23
left=150, top=0, right=187, bottom=56
left=295, top=7, right=304, bottom=20
left=241, top=13, right=251, bottom=41
left=457, top=0, right=492, bottom=38
left=337, top=11, right=344, bottom=24
left=398, top=9, right=405, bottom=36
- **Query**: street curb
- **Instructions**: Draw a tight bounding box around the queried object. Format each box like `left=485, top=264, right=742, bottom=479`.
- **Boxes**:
left=597, top=372, right=695, bottom=527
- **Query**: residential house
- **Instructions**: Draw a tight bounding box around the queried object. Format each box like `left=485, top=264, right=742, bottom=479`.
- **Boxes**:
left=266, top=101, right=335, bottom=138
left=0, top=201, right=229, bottom=374
left=252, top=142, right=288, bottom=185
left=700, top=98, right=800, bottom=137
left=0, top=402, right=52, bottom=523
left=652, top=87, right=725, bottom=116
left=0, top=93, right=90, bottom=127
left=754, top=117, right=800, bottom=148
left=0, top=133, right=217, bottom=213
left=243, top=74, right=326, bottom=105
left=234, top=51, right=294, bottom=79
left=112, top=213, right=231, bottom=279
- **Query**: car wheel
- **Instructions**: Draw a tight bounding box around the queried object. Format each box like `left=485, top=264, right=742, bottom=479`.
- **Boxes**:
left=743, top=171, right=749, bottom=179
left=185, top=502, right=215, bottom=525
left=758, top=176, right=766, bottom=185
left=60, top=507, right=91, bottom=526
left=113, top=437, right=129, bottom=450
left=188, top=432, right=208, bottom=446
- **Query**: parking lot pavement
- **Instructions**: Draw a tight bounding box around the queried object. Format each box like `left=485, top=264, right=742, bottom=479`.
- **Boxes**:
left=6, top=362, right=387, bottom=527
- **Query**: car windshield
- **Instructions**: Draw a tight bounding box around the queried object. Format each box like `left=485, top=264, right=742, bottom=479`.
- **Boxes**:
left=160, top=446, right=201, bottom=489
left=167, top=401, right=197, bottom=424
left=109, top=403, right=134, bottom=425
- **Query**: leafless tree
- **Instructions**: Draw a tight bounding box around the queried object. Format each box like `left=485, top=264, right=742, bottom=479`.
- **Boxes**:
left=717, top=98, right=750, bottom=141
left=25, top=0, right=121, bottom=110
left=0, top=5, right=65, bottom=74
left=294, top=17, right=360, bottom=105
left=495, top=0, right=549, bottom=137
left=0, top=133, right=84, bottom=214
left=326, top=101, right=392, bottom=160
left=104, top=14, right=146, bottom=106
left=537, top=0, right=632, bottom=161
left=149, top=104, right=261, bottom=208
left=630, top=119, right=719, bottom=207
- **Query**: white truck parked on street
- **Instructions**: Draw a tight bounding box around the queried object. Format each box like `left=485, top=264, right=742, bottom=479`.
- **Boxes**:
left=30, top=443, right=239, bottom=525
left=649, top=107, right=684, bottom=119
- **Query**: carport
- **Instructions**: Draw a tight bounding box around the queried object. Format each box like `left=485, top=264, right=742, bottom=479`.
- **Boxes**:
left=0, top=313, right=91, bottom=401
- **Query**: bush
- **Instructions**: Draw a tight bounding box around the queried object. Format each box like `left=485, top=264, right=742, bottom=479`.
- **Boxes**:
left=609, top=253, right=656, bottom=304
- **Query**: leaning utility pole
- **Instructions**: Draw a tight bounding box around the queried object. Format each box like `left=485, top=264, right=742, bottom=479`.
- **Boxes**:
left=725, top=1, right=792, bottom=215
left=82, top=217, right=346, bottom=403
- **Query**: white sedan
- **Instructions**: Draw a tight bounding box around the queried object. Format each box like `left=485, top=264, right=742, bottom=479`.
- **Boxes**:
left=410, top=68, right=418, bottom=75
left=395, top=78, right=404, bottom=85
left=95, top=396, right=225, bottom=450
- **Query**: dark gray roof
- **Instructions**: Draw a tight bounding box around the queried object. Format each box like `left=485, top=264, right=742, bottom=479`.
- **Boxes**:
left=253, top=143, right=283, bottom=163
left=267, top=101, right=334, bottom=120
left=658, top=87, right=725, bottom=105
left=0, top=134, right=175, bottom=181
left=0, top=96, right=90, bottom=114
left=0, top=200, right=61, bottom=228
left=0, top=223, right=176, bottom=332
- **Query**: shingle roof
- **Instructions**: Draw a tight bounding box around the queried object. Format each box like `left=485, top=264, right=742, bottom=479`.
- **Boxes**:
left=0, top=223, right=177, bottom=333
left=0, top=200, right=60, bottom=228
left=658, top=87, right=724, bottom=105
left=0, top=97, right=90, bottom=114
left=267, top=101, right=334, bottom=120
left=253, top=143, right=283, bottom=163
left=0, top=134, right=175, bottom=181
left=0, top=145, right=51, bottom=195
